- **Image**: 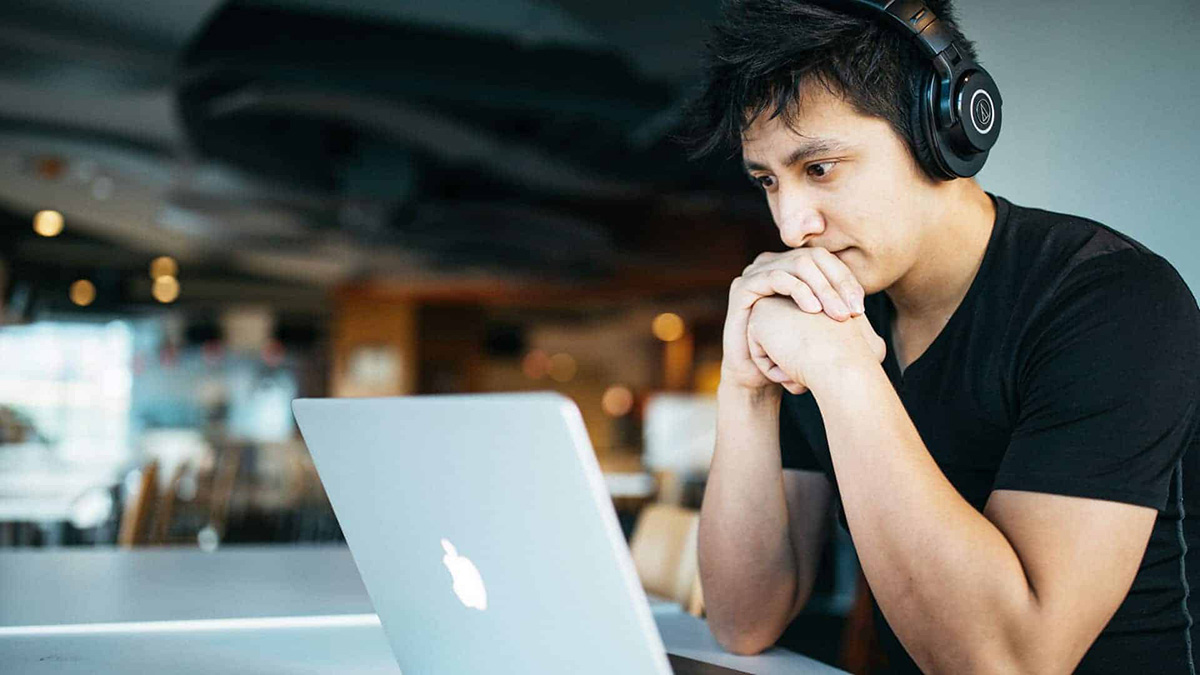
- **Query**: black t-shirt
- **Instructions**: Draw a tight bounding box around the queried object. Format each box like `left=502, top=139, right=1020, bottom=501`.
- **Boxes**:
left=778, top=194, right=1200, bottom=673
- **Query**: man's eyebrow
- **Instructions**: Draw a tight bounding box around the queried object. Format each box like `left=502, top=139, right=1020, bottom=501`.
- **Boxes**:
left=743, top=139, right=851, bottom=175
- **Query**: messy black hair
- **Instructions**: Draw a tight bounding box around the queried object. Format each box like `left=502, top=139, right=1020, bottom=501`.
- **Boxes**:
left=681, top=0, right=979, bottom=182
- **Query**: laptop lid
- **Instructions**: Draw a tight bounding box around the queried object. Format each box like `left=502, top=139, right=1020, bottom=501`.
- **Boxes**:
left=292, top=392, right=672, bottom=675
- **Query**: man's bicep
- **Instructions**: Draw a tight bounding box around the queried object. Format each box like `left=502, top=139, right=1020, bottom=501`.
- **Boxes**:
left=984, top=489, right=1157, bottom=672
left=782, top=468, right=835, bottom=620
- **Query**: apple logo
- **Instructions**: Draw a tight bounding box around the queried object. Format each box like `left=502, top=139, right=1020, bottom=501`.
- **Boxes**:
left=441, top=538, right=488, bottom=611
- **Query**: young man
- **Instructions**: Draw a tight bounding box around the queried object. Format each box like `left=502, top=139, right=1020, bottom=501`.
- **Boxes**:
left=685, top=1, right=1200, bottom=673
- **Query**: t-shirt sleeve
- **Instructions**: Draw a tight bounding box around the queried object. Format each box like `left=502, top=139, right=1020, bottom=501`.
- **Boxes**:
left=779, top=390, right=824, bottom=472
left=994, top=250, right=1200, bottom=511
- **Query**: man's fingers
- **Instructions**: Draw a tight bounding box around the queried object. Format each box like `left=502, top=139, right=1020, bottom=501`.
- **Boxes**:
left=750, top=352, right=778, bottom=383
left=790, top=257, right=851, bottom=320
left=780, top=381, right=808, bottom=395
left=773, top=271, right=824, bottom=314
left=747, top=317, right=809, bottom=395
left=741, top=248, right=866, bottom=320
left=745, top=250, right=780, bottom=273
left=746, top=330, right=780, bottom=378
left=750, top=335, right=807, bottom=394
left=735, top=270, right=822, bottom=313
left=810, top=248, right=866, bottom=314
left=790, top=283, right=823, bottom=314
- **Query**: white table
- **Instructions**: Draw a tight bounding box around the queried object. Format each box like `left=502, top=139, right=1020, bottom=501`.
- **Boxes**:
left=0, top=447, right=125, bottom=544
left=0, top=546, right=846, bottom=674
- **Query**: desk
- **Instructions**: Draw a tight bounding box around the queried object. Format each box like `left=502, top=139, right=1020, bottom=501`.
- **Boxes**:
left=0, top=546, right=845, bottom=674
left=0, top=546, right=373, bottom=626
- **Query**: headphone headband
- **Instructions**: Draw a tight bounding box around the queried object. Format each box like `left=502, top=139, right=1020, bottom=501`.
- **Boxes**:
left=840, top=1, right=952, bottom=56
left=805, top=0, right=1003, bottom=178
left=817, top=0, right=960, bottom=82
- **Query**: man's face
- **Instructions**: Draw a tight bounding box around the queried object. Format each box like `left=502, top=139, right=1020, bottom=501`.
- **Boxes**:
left=741, top=84, right=937, bottom=295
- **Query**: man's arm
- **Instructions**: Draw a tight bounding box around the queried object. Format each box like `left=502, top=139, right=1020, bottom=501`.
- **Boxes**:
left=745, top=252, right=1200, bottom=673
left=701, top=245, right=867, bottom=655
left=807, top=360, right=1155, bottom=674
left=699, top=383, right=835, bottom=655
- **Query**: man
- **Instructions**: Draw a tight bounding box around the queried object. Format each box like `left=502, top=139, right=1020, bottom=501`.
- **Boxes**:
left=685, top=1, right=1200, bottom=673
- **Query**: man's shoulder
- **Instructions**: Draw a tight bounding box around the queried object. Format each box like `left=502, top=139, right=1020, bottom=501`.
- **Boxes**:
left=989, top=196, right=1198, bottom=355
left=999, top=195, right=1154, bottom=269
left=992, top=195, right=1190, bottom=303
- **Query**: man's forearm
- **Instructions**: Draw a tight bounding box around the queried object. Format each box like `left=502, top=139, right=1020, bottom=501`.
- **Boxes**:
left=699, top=383, right=799, bottom=652
left=808, top=362, right=1039, bottom=674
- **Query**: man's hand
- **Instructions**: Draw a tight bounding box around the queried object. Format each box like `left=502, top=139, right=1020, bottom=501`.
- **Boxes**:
left=722, top=248, right=867, bottom=393
left=747, top=296, right=886, bottom=395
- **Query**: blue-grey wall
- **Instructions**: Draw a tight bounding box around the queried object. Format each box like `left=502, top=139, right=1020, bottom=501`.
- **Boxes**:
left=956, top=1, right=1200, bottom=289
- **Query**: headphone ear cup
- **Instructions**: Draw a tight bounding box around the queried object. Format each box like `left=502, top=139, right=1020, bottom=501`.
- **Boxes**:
left=910, top=70, right=951, bottom=181
left=921, top=67, right=994, bottom=179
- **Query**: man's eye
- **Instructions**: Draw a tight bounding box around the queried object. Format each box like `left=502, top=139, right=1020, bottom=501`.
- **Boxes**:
left=753, top=175, right=776, bottom=190
left=807, top=161, right=838, bottom=179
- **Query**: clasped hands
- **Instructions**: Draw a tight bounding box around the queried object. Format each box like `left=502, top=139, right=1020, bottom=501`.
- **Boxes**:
left=723, top=247, right=887, bottom=396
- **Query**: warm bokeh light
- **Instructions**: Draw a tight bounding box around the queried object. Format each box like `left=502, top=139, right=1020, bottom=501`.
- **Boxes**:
left=521, top=349, right=551, bottom=379
left=548, top=353, right=577, bottom=383
left=149, top=256, right=178, bottom=280
left=152, top=276, right=180, bottom=303
left=601, top=385, right=634, bottom=417
left=652, top=313, right=685, bottom=342
left=69, top=279, right=96, bottom=307
left=694, top=361, right=723, bottom=394
left=33, top=210, right=64, bottom=237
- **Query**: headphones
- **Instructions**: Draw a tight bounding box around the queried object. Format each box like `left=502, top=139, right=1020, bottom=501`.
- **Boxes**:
left=810, top=0, right=1002, bottom=179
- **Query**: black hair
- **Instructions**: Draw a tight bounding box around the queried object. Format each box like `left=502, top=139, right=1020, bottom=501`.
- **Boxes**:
left=680, top=0, right=979, bottom=182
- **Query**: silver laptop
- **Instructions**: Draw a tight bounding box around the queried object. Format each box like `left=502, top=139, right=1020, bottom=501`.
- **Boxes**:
left=292, top=392, right=747, bottom=674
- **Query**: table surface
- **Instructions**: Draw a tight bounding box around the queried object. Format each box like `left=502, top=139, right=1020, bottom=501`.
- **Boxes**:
left=0, top=545, right=845, bottom=674
left=0, top=546, right=375, bottom=627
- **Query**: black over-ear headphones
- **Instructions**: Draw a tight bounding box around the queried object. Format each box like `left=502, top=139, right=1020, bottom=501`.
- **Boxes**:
left=809, top=0, right=1002, bottom=179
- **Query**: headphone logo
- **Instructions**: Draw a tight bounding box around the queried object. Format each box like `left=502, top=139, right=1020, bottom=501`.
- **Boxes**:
left=970, top=89, right=995, bottom=135
left=976, top=100, right=992, bottom=125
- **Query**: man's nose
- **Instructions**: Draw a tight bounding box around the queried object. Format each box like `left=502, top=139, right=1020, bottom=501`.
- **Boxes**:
left=776, top=199, right=825, bottom=248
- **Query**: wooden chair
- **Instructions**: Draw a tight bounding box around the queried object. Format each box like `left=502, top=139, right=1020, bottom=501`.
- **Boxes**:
left=144, top=444, right=243, bottom=547
left=629, top=503, right=703, bottom=616
left=149, top=460, right=192, bottom=545
left=205, top=445, right=242, bottom=540
left=685, top=570, right=705, bottom=617
left=839, top=568, right=888, bottom=674
left=117, top=460, right=159, bottom=548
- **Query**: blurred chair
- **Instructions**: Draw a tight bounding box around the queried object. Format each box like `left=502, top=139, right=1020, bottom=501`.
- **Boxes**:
left=839, top=569, right=887, bottom=674
left=652, top=470, right=685, bottom=506
left=206, top=444, right=242, bottom=540
left=117, top=460, right=159, bottom=548
left=686, top=570, right=705, bottom=618
left=629, top=503, right=703, bottom=616
left=144, top=444, right=243, bottom=547
left=149, top=460, right=191, bottom=545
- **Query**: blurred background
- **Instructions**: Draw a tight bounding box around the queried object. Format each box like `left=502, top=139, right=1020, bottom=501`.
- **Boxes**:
left=0, top=0, right=1196, bottom=670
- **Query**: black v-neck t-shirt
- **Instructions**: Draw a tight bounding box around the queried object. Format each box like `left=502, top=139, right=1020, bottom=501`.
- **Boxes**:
left=778, top=194, right=1200, bottom=673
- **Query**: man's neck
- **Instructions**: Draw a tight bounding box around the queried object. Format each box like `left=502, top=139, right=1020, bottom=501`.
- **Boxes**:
left=885, top=180, right=997, bottom=326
